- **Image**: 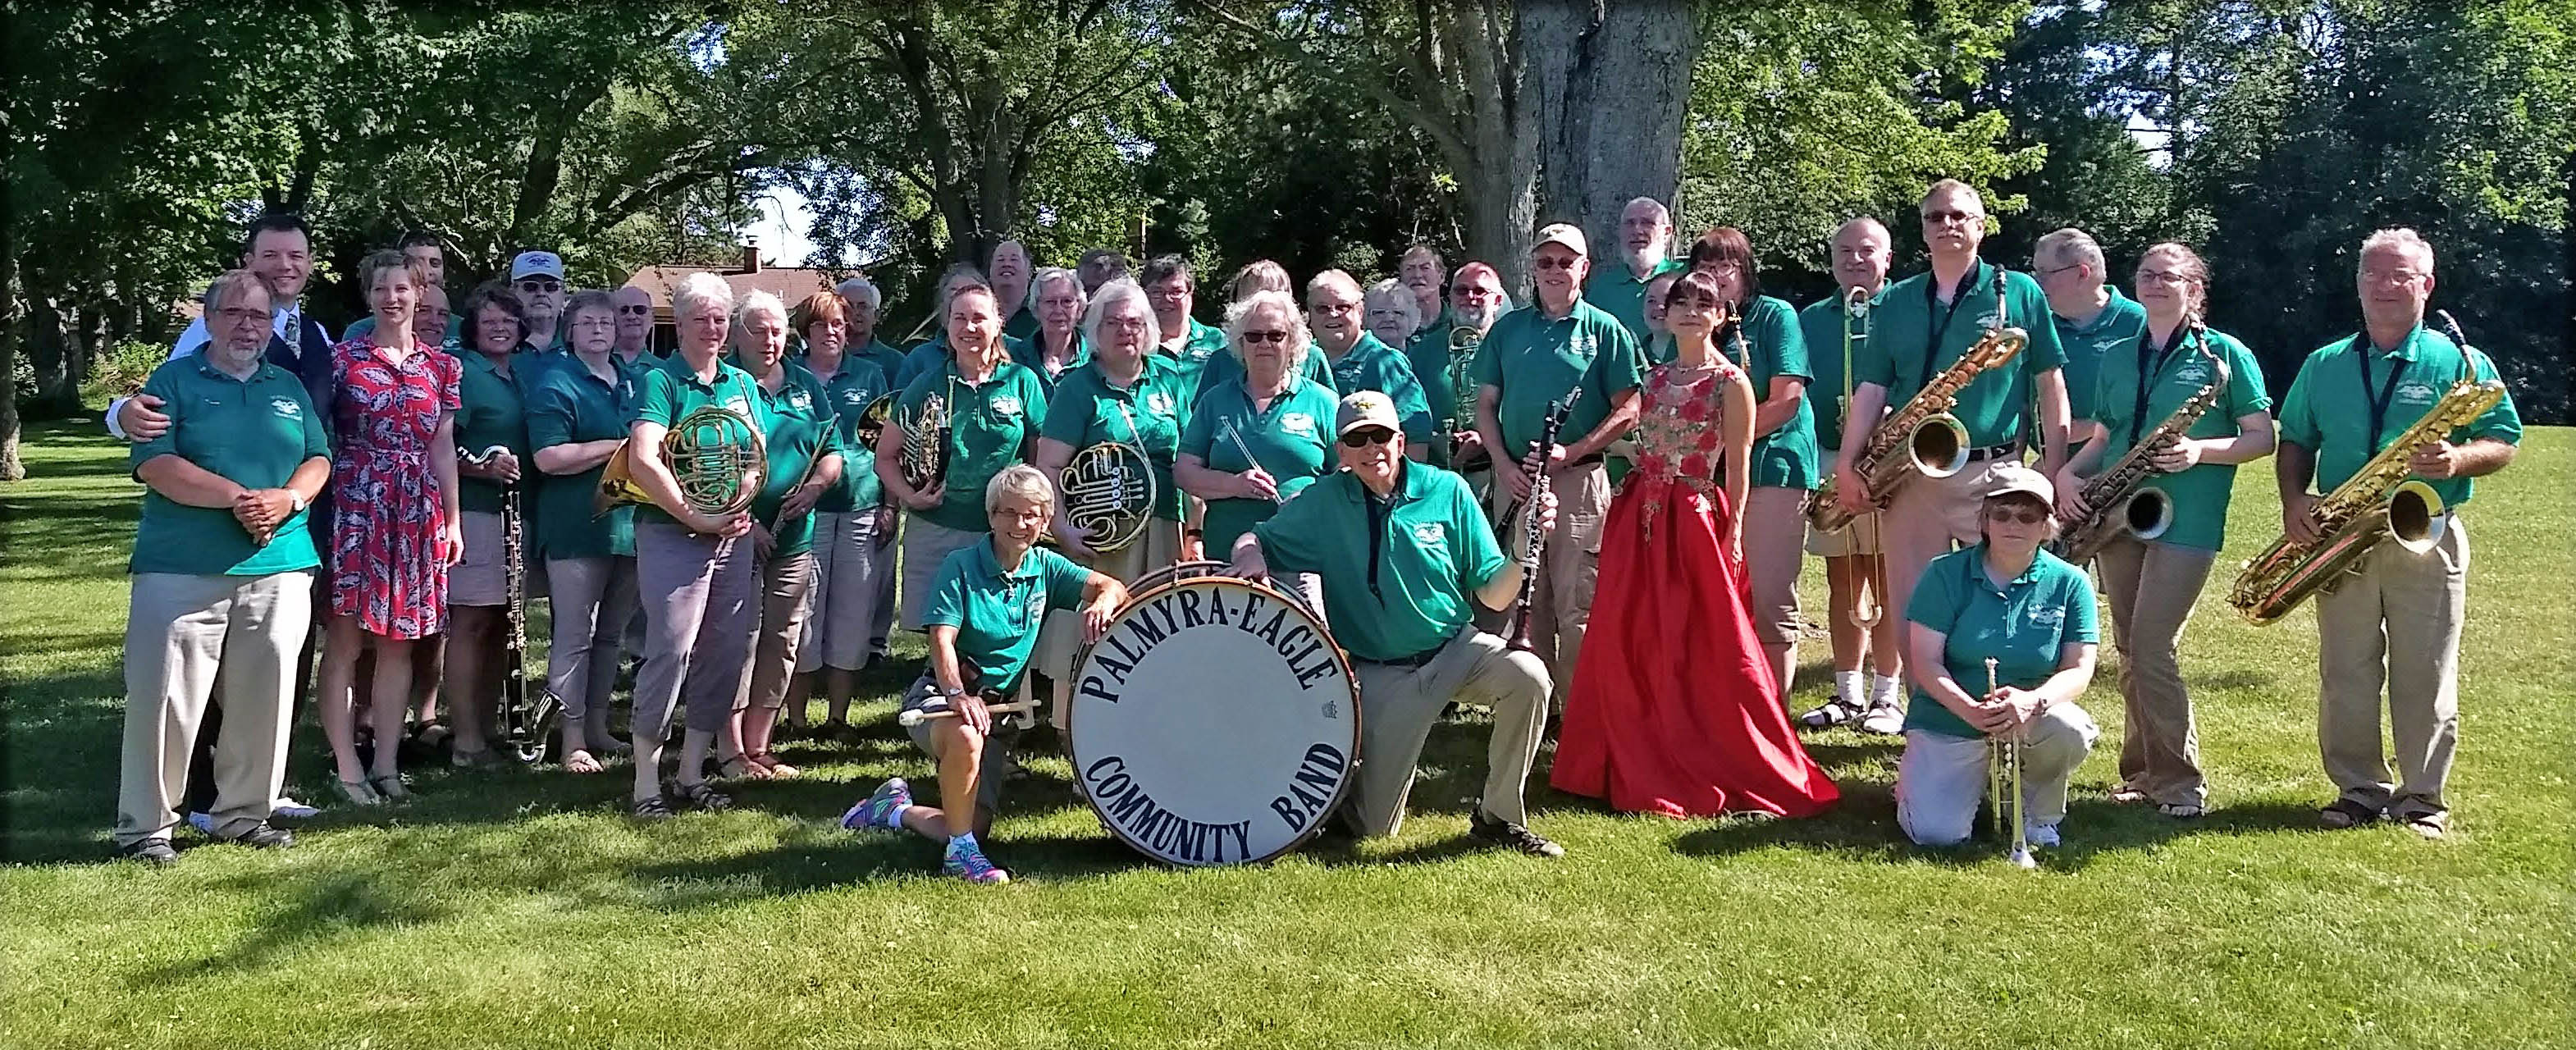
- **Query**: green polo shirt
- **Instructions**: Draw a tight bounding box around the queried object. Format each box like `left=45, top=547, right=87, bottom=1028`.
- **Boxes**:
left=129, top=356, right=330, bottom=577
left=1003, top=301, right=1041, bottom=342
left=1157, top=318, right=1232, bottom=392
left=1039, top=355, right=1190, bottom=521
left=629, top=354, right=765, bottom=528
left=809, top=356, right=892, bottom=514
left=1858, top=260, right=2067, bottom=449
left=1729, top=295, right=1820, bottom=490
left=1010, top=334, right=1093, bottom=399
left=1585, top=258, right=1685, bottom=343
left=897, top=333, right=1031, bottom=390
left=1179, top=376, right=1339, bottom=555
left=1190, top=342, right=1339, bottom=409
left=1250, top=463, right=1509, bottom=663
left=2086, top=326, right=2272, bottom=551
left=897, top=358, right=1052, bottom=533
left=525, top=353, right=650, bottom=559
left=1797, top=287, right=1885, bottom=456
left=1404, top=321, right=1472, bottom=428
left=453, top=349, right=537, bottom=514
left=1903, top=544, right=2099, bottom=740
left=848, top=338, right=907, bottom=390
left=1471, top=298, right=1645, bottom=458
left=2052, top=287, right=2149, bottom=427
left=1324, top=333, right=1436, bottom=443
left=733, top=357, right=843, bottom=558
left=921, top=537, right=1092, bottom=692
left=2277, top=324, right=2521, bottom=510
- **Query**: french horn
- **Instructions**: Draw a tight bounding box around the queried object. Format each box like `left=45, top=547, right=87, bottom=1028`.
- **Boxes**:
left=596, top=404, right=768, bottom=518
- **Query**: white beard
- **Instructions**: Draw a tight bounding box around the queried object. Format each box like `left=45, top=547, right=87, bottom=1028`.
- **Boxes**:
left=1620, top=244, right=1666, bottom=275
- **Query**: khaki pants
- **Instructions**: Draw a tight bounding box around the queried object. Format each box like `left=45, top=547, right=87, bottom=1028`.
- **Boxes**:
left=798, top=509, right=890, bottom=673
left=1743, top=486, right=1809, bottom=648
left=1882, top=460, right=2005, bottom=646
left=2096, top=537, right=2216, bottom=806
left=2315, top=518, right=2469, bottom=819
left=1492, top=461, right=1608, bottom=707
left=545, top=555, right=638, bottom=719
left=735, top=550, right=817, bottom=714
left=1348, top=630, right=1552, bottom=838
left=633, top=521, right=756, bottom=739
left=1895, top=702, right=2099, bottom=846
left=118, top=571, right=313, bottom=845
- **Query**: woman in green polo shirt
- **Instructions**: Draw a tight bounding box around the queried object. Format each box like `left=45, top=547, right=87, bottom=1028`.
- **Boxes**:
left=783, top=290, right=893, bottom=742
left=1016, top=267, right=1090, bottom=395
left=528, top=290, right=646, bottom=774
left=2049, top=243, right=2273, bottom=819
left=1175, top=290, right=1340, bottom=558
left=842, top=466, right=1126, bottom=884
left=1896, top=466, right=2100, bottom=854
left=877, top=281, right=1053, bottom=635
left=115, top=270, right=331, bottom=865
left=720, top=290, right=843, bottom=782
left=442, top=281, right=538, bottom=769
left=1687, top=227, right=1821, bottom=694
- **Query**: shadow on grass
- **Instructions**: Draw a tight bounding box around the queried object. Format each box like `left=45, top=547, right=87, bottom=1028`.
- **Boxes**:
left=138, top=872, right=447, bottom=982
left=1669, top=793, right=2327, bottom=873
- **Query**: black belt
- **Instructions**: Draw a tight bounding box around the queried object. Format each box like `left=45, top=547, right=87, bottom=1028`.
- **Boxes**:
left=1555, top=453, right=1605, bottom=469
left=1364, top=633, right=1457, bottom=669
left=1965, top=441, right=2022, bottom=463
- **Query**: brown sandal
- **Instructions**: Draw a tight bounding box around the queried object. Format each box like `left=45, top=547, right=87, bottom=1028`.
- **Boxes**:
left=750, top=751, right=801, bottom=779
left=717, top=755, right=774, bottom=781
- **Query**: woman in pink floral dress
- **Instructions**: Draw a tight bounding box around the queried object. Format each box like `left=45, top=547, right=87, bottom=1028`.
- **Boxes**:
left=1553, top=270, right=1839, bottom=819
left=316, top=249, right=463, bottom=806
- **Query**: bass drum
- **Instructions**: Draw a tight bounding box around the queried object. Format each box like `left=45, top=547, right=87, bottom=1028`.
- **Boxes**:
left=1066, top=572, right=1358, bottom=866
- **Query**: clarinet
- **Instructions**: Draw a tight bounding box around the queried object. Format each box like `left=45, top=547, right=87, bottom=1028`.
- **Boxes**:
left=1506, top=392, right=1578, bottom=651
left=463, top=445, right=532, bottom=756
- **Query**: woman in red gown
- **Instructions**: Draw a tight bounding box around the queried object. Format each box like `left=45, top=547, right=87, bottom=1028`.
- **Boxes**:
left=1552, top=270, right=1839, bottom=818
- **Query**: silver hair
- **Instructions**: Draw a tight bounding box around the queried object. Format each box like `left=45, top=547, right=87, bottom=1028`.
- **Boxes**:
left=1033, top=266, right=1086, bottom=317
left=1081, top=278, right=1162, bottom=349
left=671, top=272, right=735, bottom=323
left=733, top=289, right=788, bottom=330
left=1621, top=196, right=1673, bottom=226
left=834, top=276, right=881, bottom=313
left=2034, top=228, right=2105, bottom=276
left=1222, top=290, right=1312, bottom=376
left=1363, top=277, right=1421, bottom=337
left=201, top=269, right=273, bottom=316
left=985, top=463, right=1055, bottom=516
left=2359, top=227, right=2435, bottom=273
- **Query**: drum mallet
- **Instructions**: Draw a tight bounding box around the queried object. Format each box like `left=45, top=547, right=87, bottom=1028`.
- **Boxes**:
left=897, top=698, right=1039, bottom=728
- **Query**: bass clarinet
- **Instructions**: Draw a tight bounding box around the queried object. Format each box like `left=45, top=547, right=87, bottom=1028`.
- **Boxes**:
left=1507, top=390, right=1579, bottom=651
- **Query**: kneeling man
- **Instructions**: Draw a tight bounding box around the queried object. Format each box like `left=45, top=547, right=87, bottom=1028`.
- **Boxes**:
left=1230, top=391, right=1564, bottom=856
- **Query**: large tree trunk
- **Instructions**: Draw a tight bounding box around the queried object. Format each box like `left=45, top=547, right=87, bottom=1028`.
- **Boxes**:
left=25, top=295, right=79, bottom=418
left=1444, top=0, right=1541, bottom=296
left=1522, top=0, right=1697, bottom=253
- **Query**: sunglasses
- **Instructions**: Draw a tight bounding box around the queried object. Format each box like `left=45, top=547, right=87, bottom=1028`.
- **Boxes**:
left=1921, top=209, right=1980, bottom=226
left=615, top=304, right=653, bottom=315
left=1985, top=505, right=2048, bottom=525
left=1242, top=330, right=1290, bottom=345
left=517, top=279, right=563, bottom=293
left=1532, top=257, right=1581, bottom=271
left=1340, top=427, right=1397, bottom=449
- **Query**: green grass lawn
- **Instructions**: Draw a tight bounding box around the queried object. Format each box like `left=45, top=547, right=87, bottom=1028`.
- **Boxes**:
left=3, top=416, right=2569, bottom=1049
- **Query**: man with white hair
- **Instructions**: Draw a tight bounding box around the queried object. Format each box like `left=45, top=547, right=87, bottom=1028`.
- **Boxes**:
left=2035, top=227, right=2146, bottom=431
left=1585, top=196, right=1683, bottom=343
left=2274, top=226, right=2519, bottom=840
left=1407, top=260, right=1509, bottom=473
left=1795, top=217, right=1907, bottom=730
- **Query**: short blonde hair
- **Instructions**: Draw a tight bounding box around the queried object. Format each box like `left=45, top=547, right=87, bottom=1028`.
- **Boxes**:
left=985, top=463, right=1054, bottom=516
left=1223, top=290, right=1312, bottom=376
left=672, top=272, right=734, bottom=322
left=1922, top=179, right=1986, bottom=212
left=1229, top=259, right=1290, bottom=302
left=2359, top=227, right=2434, bottom=274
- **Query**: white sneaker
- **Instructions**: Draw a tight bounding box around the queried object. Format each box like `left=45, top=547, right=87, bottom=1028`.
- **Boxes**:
left=1858, top=701, right=1906, bottom=736
left=2026, top=822, right=2062, bottom=848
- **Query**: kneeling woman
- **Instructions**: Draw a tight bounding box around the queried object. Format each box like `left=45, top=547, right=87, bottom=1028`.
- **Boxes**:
left=843, top=466, right=1125, bottom=883
left=1895, top=466, right=2100, bottom=852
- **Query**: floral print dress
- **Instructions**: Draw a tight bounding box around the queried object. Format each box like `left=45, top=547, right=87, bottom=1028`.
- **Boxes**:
left=327, top=337, right=461, bottom=638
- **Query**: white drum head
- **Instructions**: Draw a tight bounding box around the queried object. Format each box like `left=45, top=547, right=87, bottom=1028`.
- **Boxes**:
left=1068, top=576, right=1359, bottom=865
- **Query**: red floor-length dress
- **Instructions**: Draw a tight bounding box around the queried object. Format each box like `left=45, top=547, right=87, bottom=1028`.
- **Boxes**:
left=1551, top=359, right=1839, bottom=818
left=327, top=336, right=461, bottom=639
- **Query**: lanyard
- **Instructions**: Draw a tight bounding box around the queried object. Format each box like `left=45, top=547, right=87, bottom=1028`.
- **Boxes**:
left=1917, top=261, right=1998, bottom=390
left=2354, top=333, right=2409, bottom=451
left=2126, top=326, right=2194, bottom=450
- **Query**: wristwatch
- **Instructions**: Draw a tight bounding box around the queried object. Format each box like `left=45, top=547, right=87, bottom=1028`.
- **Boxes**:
left=287, top=490, right=308, bottom=514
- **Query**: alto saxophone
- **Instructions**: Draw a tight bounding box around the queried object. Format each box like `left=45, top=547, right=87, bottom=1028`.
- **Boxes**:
left=1806, top=326, right=2028, bottom=532
left=2052, top=322, right=2227, bottom=566
left=2227, top=374, right=2505, bottom=626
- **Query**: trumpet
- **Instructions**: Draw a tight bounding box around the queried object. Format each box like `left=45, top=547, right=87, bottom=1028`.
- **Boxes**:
left=1985, top=658, right=2035, bottom=870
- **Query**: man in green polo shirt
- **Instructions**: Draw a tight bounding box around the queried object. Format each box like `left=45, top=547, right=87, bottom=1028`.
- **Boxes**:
left=1584, top=196, right=1685, bottom=343
left=1829, top=180, right=2071, bottom=733
left=1794, top=217, right=1908, bottom=731
left=1472, top=222, right=1645, bottom=709
left=2035, top=227, right=2148, bottom=433
left=1233, top=391, right=1563, bottom=856
left=1309, top=269, right=1436, bottom=458
left=1396, top=243, right=1451, bottom=337
left=2275, top=227, right=2519, bottom=840
left=1406, top=261, right=1507, bottom=476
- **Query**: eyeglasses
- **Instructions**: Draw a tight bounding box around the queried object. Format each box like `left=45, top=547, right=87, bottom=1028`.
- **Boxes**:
left=1532, top=257, right=1581, bottom=272
left=615, top=304, right=653, bottom=315
left=1241, top=330, right=1290, bottom=345
left=2039, top=263, right=2085, bottom=278
left=215, top=307, right=269, bottom=324
left=1340, top=427, right=1397, bottom=449
left=517, top=279, right=562, bottom=294
left=2135, top=268, right=2194, bottom=286
left=1921, top=209, right=1980, bottom=226
left=1985, top=505, right=2048, bottom=525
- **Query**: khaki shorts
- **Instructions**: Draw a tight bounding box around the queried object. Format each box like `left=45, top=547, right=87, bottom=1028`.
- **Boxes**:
left=899, top=674, right=1019, bottom=816
left=448, top=510, right=510, bottom=606
left=898, top=515, right=986, bottom=632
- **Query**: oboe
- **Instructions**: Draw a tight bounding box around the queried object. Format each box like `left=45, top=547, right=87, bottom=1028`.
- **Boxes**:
left=1506, top=391, right=1578, bottom=651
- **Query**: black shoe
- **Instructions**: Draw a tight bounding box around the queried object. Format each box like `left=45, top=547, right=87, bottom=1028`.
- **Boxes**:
left=1470, top=810, right=1564, bottom=857
left=226, top=822, right=295, bottom=849
left=116, top=838, right=179, bottom=866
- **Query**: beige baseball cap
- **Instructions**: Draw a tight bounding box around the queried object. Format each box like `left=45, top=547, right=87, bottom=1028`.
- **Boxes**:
left=1335, top=390, right=1403, bottom=437
left=1983, top=463, right=2055, bottom=505
left=1534, top=223, right=1588, bottom=257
